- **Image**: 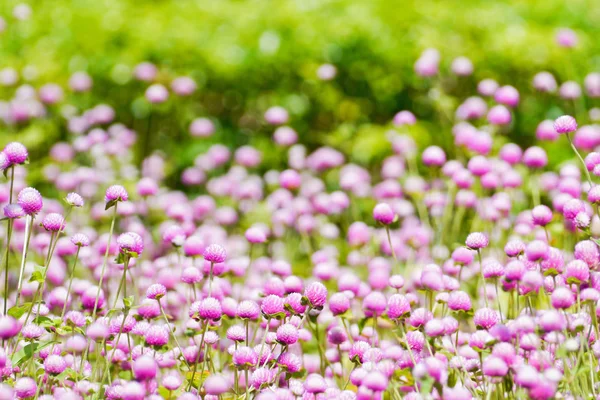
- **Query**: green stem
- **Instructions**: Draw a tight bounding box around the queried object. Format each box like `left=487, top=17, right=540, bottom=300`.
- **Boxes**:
left=61, top=246, right=81, bottom=320
left=92, top=204, right=118, bottom=319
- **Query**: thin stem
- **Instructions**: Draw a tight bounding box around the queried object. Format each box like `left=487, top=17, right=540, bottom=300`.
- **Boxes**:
left=158, top=299, right=190, bottom=369
left=3, top=220, right=13, bottom=315
left=60, top=246, right=81, bottom=320
left=92, top=204, right=118, bottom=319
left=567, top=133, right=593, bottom=186
left=15, top=214, right=34, bottom=306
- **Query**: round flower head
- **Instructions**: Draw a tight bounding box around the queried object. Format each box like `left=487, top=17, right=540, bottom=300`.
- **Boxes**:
left=554, top=115, right=577, bottom=134
left=117, top=232, right=144, bottom=256
left=65, top=192, right=84, bottom=207
left=363, top=291, right=387, bottom=317
left=44, top=355, right=67, bottom=375
left=448, top=291, right=472, bottom=312
left=387, top=294, right=411, bottom=319
left=14, top=377, right=37, bottom=399
left=237, top=300, right=260, bottom=320
left=133, top=355, right=158, bottom=381
left=373, top=203, right=395, bottom=225
left=531, top=205, right=553, bottom=226
left=474, top=308, right=500, bottom=330
left=70, top=233, right=90, bottom=247
left=304, top=282, right=328, bottom=308
left=329, top=292, right=350, bottom=316
left=105, top=185, right=129, bottom=204
left=146, top=283, right=167, bottom=300
left=199, top=297, right=223, bottom=320
left=203, top=244, right=227, bottom=263
left=204, top=375, right=230, bottom=396
left=17, top=187, right=43, bottom=215
left=465, top=232, right=488, bottom=250
left=145, top=83, right=169, bottom=103
left=245, top=227, right=267, bottom=244
left=3, top=142, right=28, bottom=165
left=41, top=213, right=65, bottom=232
left=276, top=323, right=299, bottom=345
left=3, top=204, right=25, bottom=219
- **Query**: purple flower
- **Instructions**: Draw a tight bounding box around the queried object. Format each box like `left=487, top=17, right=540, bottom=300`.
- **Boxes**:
left=17, top=187, right=43, bottom=215
left=203, top=243, right=227, bottom=263
left=553, top=115, right=577, bottom=134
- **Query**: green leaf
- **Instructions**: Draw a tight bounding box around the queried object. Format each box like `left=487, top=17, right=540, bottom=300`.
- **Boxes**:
left=358, top=317, right=369, bottom=334
left=8, top=303, right=32, bottom=319
left=12, top=341, right=57, bottom=367
left=123, top=296, right=135, bottom=309
left=33, top=316, right=54, bottom=328
left=29, top=270, right=44, bottom=284
left=105, top=199, right=117, bottom=210
left=185, top=370, right=210, bottom=389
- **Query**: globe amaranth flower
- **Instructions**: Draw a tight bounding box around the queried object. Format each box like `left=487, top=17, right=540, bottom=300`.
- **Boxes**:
left=71, top=233, right=90, bottom=247
left=553, top=115, right=577, bottom=134
left=465, top=232, right=489, bottom=250
left=117, top=232, right=144, bottom=257
left=105, top=185, right=129, bottom=208
left=304, top=282, right=328, bottom=309
left=203, top=243, right=227, bottom=263
left=65, top=192, right=84, bottom=207
left=41, top=213, right=65, bottom=232
left=17, top=187, right=43, bottom=215
left=146, top=283, right=167, bottom=300
left=3, top=142, right=28, bottom=166
left=3, top=204, right=24, bottom=219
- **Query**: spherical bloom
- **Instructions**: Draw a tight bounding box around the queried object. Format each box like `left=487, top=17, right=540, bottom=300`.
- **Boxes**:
left=373, top=203, right=395, bottom=225
left=276, top=323, right=299, bottom=345
left=554, top=115, right=577, bottom=134
left=474, top=308, right=500, bottom=330
left=329, top=292, right=351, bottom=316
left=233, top=346, right=258, bottom=367
left=387, top=294, right=411, bottom=319
left=465, top=232, right=488, bottom=250
left=483, top=356, right=509, bottom=377
left=245, top=227, right=267, bottom=244
left=65, top=192, right=84, bottom=207
left=44, top=355, right=67, bottom=375
left=17, top=187, right=43, bottom=215
left=14, top=377, right=37, bottom=399
left=264, top=106, right=289, bottom=125
left=4, top=142, right=28, bottom=165
left=203, top=244, right=227, bottom=263
left=363, top=291, right=387, bottom=317
left=105, top=185, right=129, bottom=203
left=237, top=300, right=260, bottom=320
left=531, top=205, right=552, bottom=226
left=3, top=204, right=25, bottom=219
left=304, top=282, right=328, bottom=308
left=70, top=233, right=90, bottom=247
left=556, top=28, right=578, bottom=47
left=199, top=297, right=223, bottom=320
left=422, top=146, right=446, bottom=166
left=145, top=325, right=169, bottom=347
left=145, top=83, right=169, bottom=103
left=551, top=287, right=575, bottom=309
left=117, top=232, right=144, bottom=256
left=261, top=295, right=284, bottom=317
left=41, top=213, right=65, bottom=232
left=146, top=283, right=167, bottom=300
left=393, top=110, right=417, bottom=126
left=133, top=355, right=157, bottom=381
left=204, top=375, right=230, bottom=396
left=564, top=259, right=590, bottom=284
left=448, top=291, right=472, bottom=312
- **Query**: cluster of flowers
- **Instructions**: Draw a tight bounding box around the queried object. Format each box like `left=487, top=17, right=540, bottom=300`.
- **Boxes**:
left=2, top=12, right=600, bottom=400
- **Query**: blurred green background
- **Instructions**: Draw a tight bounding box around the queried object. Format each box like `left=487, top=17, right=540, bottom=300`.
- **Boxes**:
left=1, top=0, right=600, bottom=183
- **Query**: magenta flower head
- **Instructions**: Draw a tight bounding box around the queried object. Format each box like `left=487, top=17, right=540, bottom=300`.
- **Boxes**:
left=145, top=83, right=169, bottom=104
left=465, top=232, right=488, bottom=250
left=551, top=287, right=575, bottom=309
left=14, top=377, right=37, bottom=399
left=146, top=283, right=167, bottom=300
left=41, top=213, right=65, bottom=232
left=133, top=355, right=158, bottom=381
left=65, top=192, right=84, bottom=207
left=448, top=291, right=472, bottom=312
left=264, top=106, right=289, bottom=125
left=553, top=115, right=577, bottom=134
left=43, top=354, right=67, bottom=375
left=237, top=300, right=260, bottom=320
left=329, top=292, right=350, bottom=316
left=531, top=205, right=553, bottom=226
left=203, top=244, right=227, bottom=263
left=483, top=356, right=509, bottom=377
left=17, top=187, right=43, bottom=215
left=373, top=203, right=395, bottom=225
left=387, top=294, right=411, bottom=319
left=3, top=204, right=25, bottom=219
left=474, top=308, right=500, bottom=330
left=117, top=232, right=144, bottom=257
left=422, top=146, right=446, bottom=167
left=261, top=294, right=285, bottom=317
left=3, top=142, right=28, bottom=166
left=70, top=233, right=90, bottom=247
left=199, top=297, right=223, bottom=320
left=276, top=323, right=299, bottom=345
left=105, top=185, right=128, bottom=209
left=393, top=110, right=417, bottom=126
left=245, top=226, right=267, bottom=244
left=304, top=282, right=328, bottom=309
left=363, top=291, right=387, bottom=317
